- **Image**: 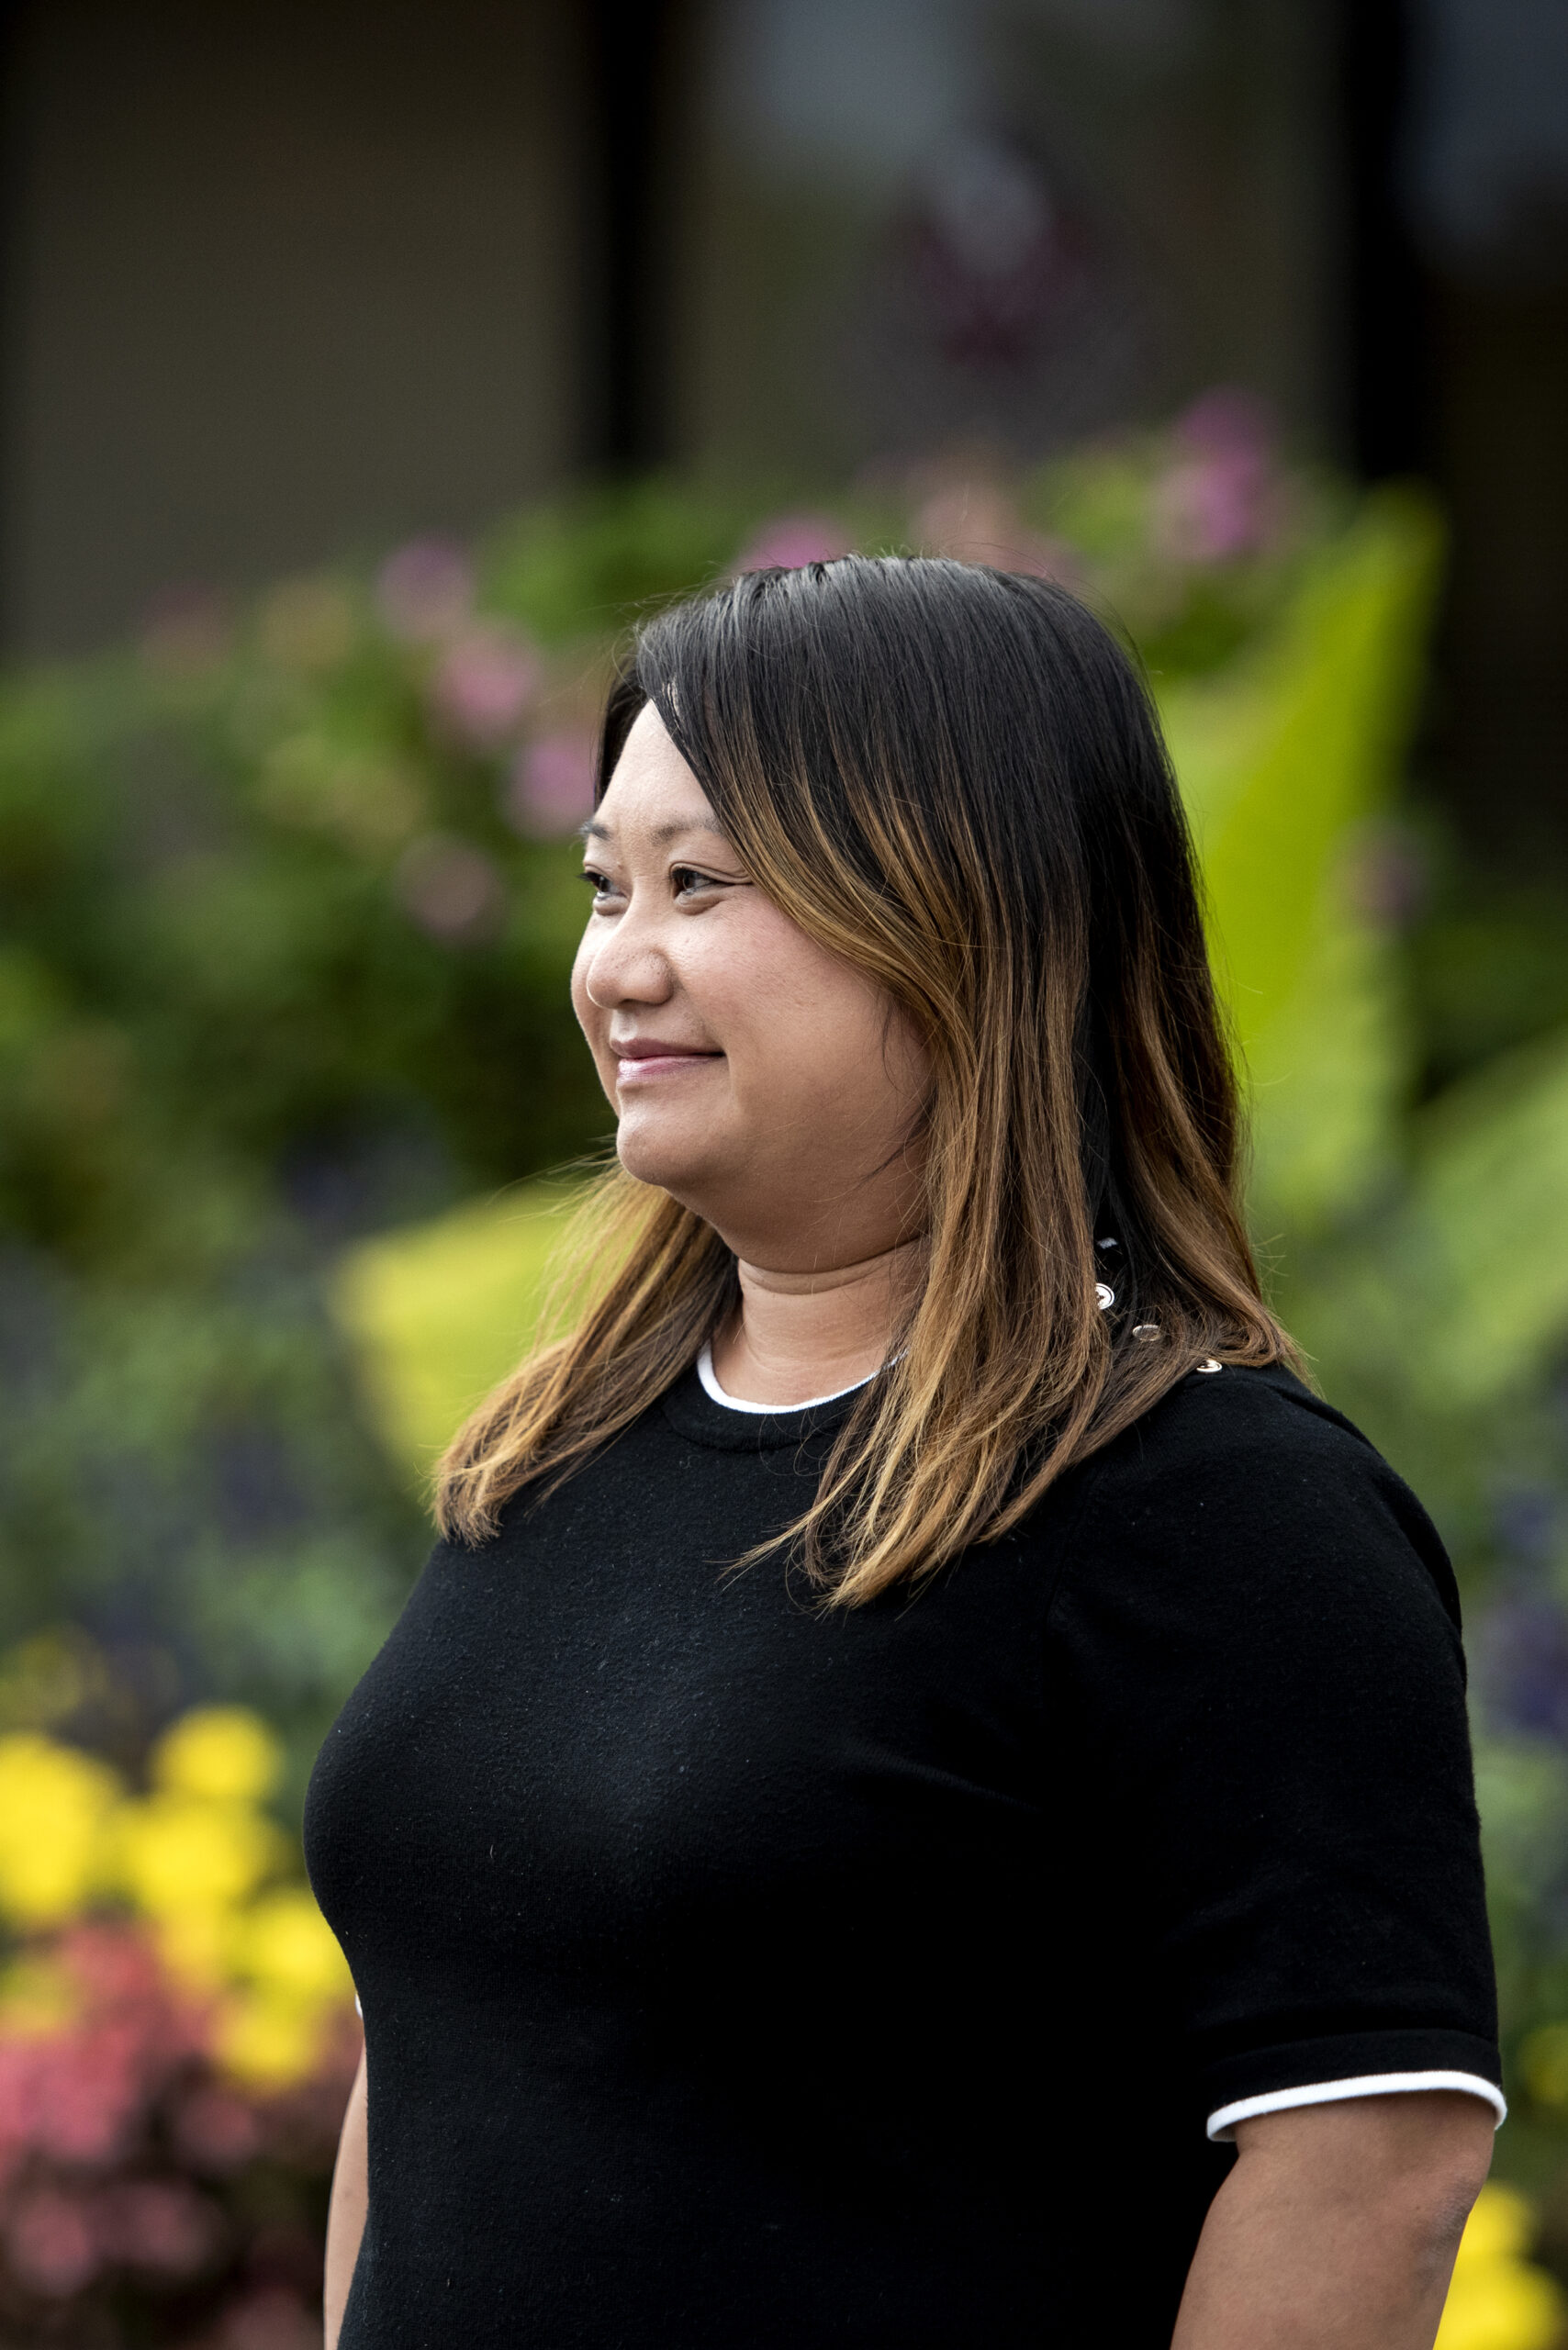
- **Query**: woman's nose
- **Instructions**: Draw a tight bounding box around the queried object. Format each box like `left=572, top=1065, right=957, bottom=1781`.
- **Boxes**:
left=582, top=900, right=674, bottom=1010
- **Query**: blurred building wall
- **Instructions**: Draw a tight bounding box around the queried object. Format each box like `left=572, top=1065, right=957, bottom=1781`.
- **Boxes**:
left=0, top=0, right=1350, bottom=653
left=0, top=0, right=1560, bottom=867
left=1406, top=0, right=1568, bottom=859
left=1, top=0, right=586, bottom=652
left=677, top=0, right=1340, bottom=478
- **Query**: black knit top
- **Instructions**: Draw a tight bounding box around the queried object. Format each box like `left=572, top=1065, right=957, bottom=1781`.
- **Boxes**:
left=304, top=1359, right=1499, bottom=2349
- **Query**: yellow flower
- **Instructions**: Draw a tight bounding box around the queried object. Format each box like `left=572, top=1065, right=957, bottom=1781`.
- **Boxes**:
left=151, top=1708, right=280, bottom=1806
left=214, top=1989, right=323, bottom=2087
left=114, top=1793, right=284, bottom=1922
left=1458, top=2187, right=1536, bottom=2268
left=0, top=1733, right=121, bottom=1925
left=153, top=1905, right=241, bottom=1993
left=1437, top=2184, right=1566, bottom=2350
left=235, top=1887, right=353, bottom=2004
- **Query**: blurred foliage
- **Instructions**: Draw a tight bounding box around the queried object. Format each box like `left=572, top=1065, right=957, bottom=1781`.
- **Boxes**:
left=6, top=394, right=1568, bottom=2337
left=0, top=389, right=1364, bottom=1774
left=0, top=1631, right=355, bottom=2344
left=1164, top=489, right=1439, bottom=1230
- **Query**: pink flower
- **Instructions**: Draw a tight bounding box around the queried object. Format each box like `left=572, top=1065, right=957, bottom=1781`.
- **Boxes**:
left=505, top=731, right=597, bottom=837
left=0, top=2042, right=47, bottom=2182
left=32, top=2027, right=144, bottom=2165
left=733, top=516, right=853, bottom=573
left=0, top=1923, right=213, bottom=2177
left=429, top=625, right=541, bottom=749
left=1172, top=386, right=1274, bottom=462
left=6, top=2186, right=100, bottom=2297
left=62, top=1919, right=178, bottom=2014
left=375, top=538, right=475, bottom=643
left=0, top=2022, right=142, bottom=2173
left=1155, top=388, right=1284, bottom=564
left=1153, top=451, right=1280, bottom=564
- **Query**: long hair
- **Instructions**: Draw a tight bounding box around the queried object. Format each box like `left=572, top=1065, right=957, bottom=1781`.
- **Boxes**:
left=438, top=555, right=1294, bottom=1602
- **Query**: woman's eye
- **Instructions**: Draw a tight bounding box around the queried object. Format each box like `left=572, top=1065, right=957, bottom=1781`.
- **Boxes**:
left=580, top=865, right=734, bottom=905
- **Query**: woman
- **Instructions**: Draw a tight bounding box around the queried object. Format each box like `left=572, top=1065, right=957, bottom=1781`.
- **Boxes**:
left=306, top=556, right=1502, bottom=2348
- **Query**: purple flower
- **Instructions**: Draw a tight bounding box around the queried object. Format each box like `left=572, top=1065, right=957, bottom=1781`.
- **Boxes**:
left=1495, top=1485, right=1560, bottom=1567
left=733, top=516, right=853, bottom=574
left=505, top=732, right=597, bottom=837
left=429, top=625, right=541, bottom=750
left=1476, top=1585, right=1568, bottom=1743
left=375, top=539, right=474, bottom=643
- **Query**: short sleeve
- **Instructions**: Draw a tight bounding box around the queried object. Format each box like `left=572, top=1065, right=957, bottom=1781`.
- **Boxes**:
left=1044, top=1365, right=1502, bottom=2140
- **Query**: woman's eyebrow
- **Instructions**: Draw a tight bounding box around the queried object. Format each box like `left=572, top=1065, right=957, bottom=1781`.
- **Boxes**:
left=577, top=816, right=731, bottom=847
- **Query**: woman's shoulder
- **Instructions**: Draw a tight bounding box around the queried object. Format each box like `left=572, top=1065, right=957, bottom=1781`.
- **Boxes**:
left=1094, top=1356, right=1393, bottom=1488
left=1043, top=1359, right=1462, bottom=1635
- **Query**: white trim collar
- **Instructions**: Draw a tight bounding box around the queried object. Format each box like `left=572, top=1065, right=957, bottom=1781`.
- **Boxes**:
left=695, top=1340, right=872, bottom=1416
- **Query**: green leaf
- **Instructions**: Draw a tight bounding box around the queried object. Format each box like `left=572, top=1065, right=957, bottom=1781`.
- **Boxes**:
left=1403, top=1031, right=1568, bottom=1411
left=1160, top=489, right=1443, bottom=1228
left=330, top=1181, right=577, bottom=1477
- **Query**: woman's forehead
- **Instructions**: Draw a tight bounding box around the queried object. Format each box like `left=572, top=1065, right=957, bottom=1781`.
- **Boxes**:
left=595, top=707, right=720, bottom=838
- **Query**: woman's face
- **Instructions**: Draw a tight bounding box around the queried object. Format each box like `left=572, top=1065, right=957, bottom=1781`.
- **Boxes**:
left=571, top=704, right=928, bottom=1270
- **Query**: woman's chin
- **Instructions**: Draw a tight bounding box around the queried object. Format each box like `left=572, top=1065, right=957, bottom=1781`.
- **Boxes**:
left=614, top=1114, right=718, bottom=1197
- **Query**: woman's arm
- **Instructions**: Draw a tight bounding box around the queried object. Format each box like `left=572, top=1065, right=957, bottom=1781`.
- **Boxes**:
left=324, top=2045, right=368, bottom=2350
left=1171, top=2092, right=1495, bottom=2347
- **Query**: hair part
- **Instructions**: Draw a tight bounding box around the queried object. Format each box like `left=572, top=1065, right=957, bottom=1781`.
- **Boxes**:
left=438, top=555, right=1295, bottom=1603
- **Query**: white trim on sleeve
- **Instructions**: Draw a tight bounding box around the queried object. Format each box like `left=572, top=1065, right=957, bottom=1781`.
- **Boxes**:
left=1207, top=2069, right=1506, bottom=2143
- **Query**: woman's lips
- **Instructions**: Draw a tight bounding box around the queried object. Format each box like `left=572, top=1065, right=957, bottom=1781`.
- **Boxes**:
left=613, top=1046, right=722, bottom=1084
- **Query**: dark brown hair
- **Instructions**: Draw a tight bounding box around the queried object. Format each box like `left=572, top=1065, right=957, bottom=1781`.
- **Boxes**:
left=438, top=555, right=1294, bottom=1599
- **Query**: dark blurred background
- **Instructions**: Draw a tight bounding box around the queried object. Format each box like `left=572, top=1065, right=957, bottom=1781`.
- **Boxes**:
left=1, top=0, right=1562, bottom=855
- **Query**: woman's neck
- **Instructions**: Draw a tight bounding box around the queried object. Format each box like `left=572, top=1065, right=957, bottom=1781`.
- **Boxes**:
left=709, top=1238, right=924, bottom=1407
